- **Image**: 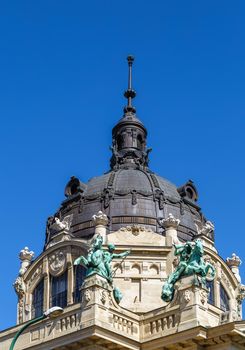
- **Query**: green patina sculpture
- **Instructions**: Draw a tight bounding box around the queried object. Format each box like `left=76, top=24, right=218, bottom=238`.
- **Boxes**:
left=74, top=235, right=130, bottom=303
left=161, top=239, right=215, bottom=302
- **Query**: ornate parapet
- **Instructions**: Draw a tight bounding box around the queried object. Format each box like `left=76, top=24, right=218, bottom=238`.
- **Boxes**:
left=226, top=253, right=242, bottom=283
left=160, top=213, right=180, bottom=245
left=92, top=211, right=109, bottom=242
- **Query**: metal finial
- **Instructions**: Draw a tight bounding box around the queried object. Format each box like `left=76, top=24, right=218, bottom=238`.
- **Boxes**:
left=124, top=55, right=136, bottom=113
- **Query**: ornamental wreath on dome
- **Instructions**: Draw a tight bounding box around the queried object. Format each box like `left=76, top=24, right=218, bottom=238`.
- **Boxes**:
left=161, top=239, right=216, bottom=302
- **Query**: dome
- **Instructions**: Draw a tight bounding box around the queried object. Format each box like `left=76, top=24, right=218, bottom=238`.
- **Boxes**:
left=45, top=167, right=209, bottom=246
left=44, top=56, right=212, bottom=248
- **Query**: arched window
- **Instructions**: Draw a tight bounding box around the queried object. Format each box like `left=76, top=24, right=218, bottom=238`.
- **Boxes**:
left=50, top=271, right=67, bottom=308
left=117, top=134, right=123, bottom=150
left=74, top=265, right=86, bottom=303
left=206, top=280, right=215, bottom=306
left=32, top=279, right=44, bottom=318
left=220, top=284, right=230, bottom=312
left=137, top=134, right=143, bottom=150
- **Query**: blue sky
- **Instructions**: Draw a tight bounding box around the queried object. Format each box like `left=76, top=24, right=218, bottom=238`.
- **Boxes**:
left=0, top=1, right=244, bottom=330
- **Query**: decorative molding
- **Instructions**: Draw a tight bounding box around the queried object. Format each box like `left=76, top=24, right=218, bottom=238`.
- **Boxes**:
left=28, top=265, right=43, bottom=286
left=221, top=270, right=231, bottom=288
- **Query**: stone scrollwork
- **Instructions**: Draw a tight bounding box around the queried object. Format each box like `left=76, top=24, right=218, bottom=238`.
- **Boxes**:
left=48, top=250, right=67, bottom=276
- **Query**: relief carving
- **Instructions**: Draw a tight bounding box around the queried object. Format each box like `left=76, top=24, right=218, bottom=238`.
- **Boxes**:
left=200, top=289, right=208, bottom=305
left=183, top=289, right=191, bottom=303
left=119, top=225, right=153, bottom=235
left=100, top=290, right=107, bottom=304
left=49, top=250, right=67, bottom=276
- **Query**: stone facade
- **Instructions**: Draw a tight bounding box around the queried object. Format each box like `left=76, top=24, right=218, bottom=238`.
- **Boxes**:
left=1, top=215, right=245, bottom=349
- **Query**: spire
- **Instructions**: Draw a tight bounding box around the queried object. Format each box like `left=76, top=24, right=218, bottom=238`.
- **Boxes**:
left=110, top=56, right=152, bottom=171
left=124, top=55, right=136, bottom=114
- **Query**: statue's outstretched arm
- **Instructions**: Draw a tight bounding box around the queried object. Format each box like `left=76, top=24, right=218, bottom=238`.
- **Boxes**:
left=112, top=250, right=130, bottom=259
left=74, top=255, right=88, bottom=267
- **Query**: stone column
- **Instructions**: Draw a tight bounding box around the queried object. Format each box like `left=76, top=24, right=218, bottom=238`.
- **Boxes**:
left=43, top=256, right=50, bottom=312
left=67, top=247, right=74, bottom=305
left=161, top=213, right=180, bottom=246
left=92, top=211, right=109, bottom=243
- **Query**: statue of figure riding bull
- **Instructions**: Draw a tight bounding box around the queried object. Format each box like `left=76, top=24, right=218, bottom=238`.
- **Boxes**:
left=162, top=239, right=215, bottom=302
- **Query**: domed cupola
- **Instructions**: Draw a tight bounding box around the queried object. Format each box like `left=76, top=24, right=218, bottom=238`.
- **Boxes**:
left=110, top=56, right=151, bottom=171
left=44, top=56, right=213, bottom=247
